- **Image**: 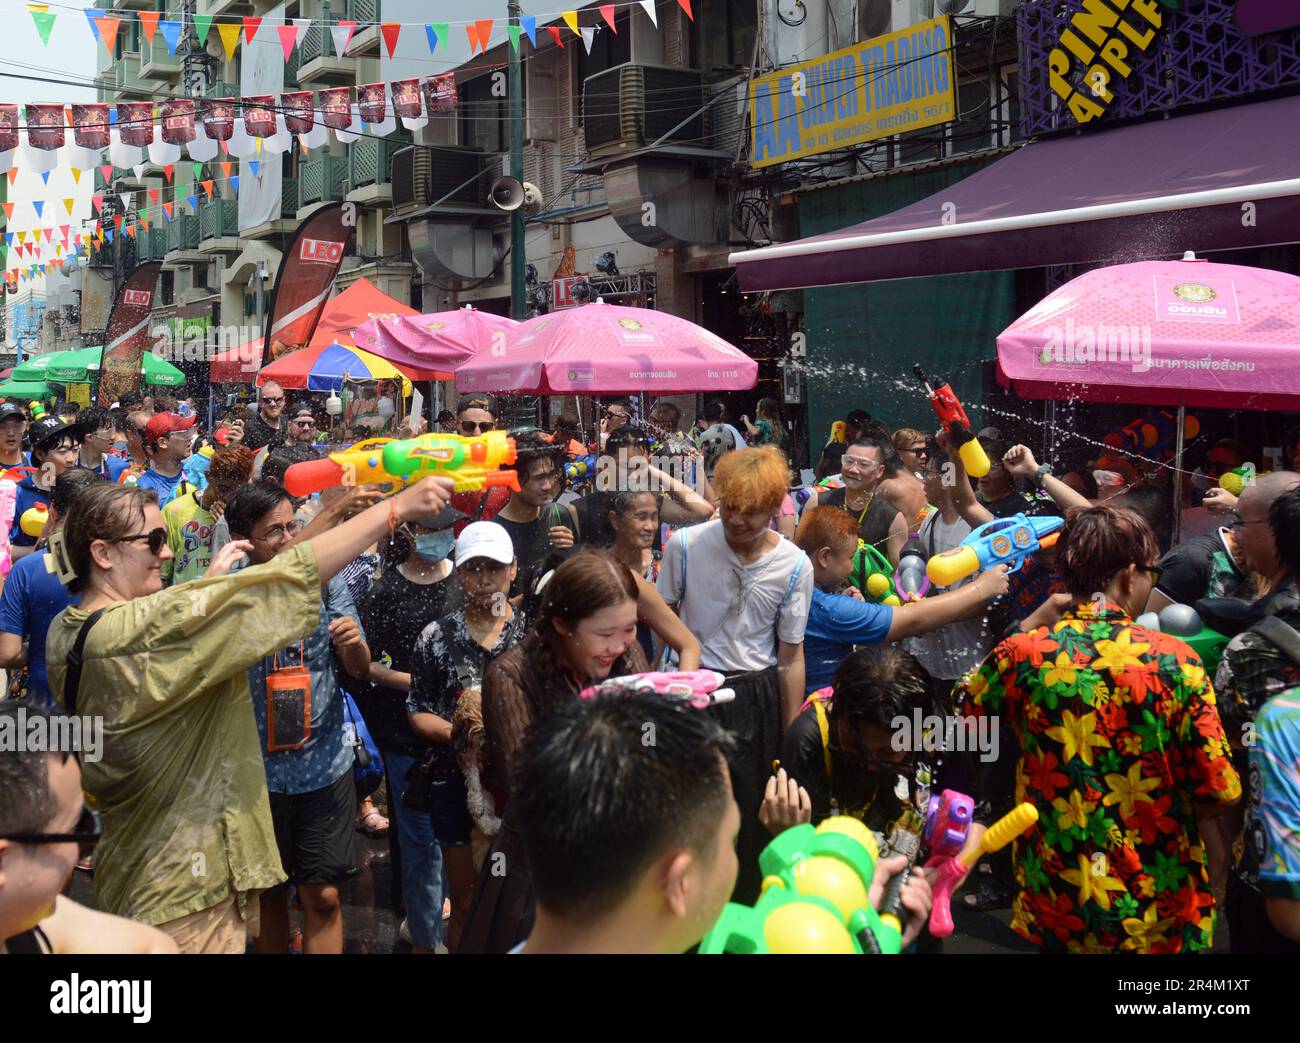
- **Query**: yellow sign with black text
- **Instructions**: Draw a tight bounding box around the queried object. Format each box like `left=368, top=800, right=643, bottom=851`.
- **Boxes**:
left=749, top=16, right=956, bottom=170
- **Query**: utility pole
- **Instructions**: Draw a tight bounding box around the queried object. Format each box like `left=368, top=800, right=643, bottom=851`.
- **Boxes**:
left=508, top=1, right=526, bottom=320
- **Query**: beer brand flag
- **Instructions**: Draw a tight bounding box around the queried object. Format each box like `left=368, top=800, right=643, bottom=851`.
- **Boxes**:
left=98, top=261, right=163, bottom=407
left=72, top=103, right=111, bottom=149
left=263, top=203, right=354, bottom=365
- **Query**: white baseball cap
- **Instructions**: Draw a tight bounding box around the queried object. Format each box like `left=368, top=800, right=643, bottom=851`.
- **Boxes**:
left=455, top=521, right=515, bottom=566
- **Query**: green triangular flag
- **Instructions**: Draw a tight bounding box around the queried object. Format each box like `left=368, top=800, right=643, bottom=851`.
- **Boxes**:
left=434, top=23, right=449, bottom=49
left=191, top=161, right=203, bottom=180
left=193, top=13, right=213, bottom=46
left=30, top=9, right=56, bottom=46
left=506, top=25, right=521, bottom=53
left=138, top=208, right=147, bottom=221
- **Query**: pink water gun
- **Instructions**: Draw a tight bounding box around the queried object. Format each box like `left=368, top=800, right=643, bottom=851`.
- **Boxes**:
left=580, top=670, right=736, bottom=709
left=0, top=479, right=16, bottom=579
left=925, top=801, right=1039, bottom=938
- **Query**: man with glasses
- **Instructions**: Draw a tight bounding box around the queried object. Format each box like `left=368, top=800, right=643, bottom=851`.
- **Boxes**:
left=75, top=406, right=130, bottom=482
left=285, top=404, right=324, bottom=449
left=243, top=381, right=288, bottom=453
left=448, top=396, right=510, bottom=535
left=0, top=704, right=179, bottom=954
left=807, top=436, right=908, bottom=567
left=227, top=479, right=375, bottom=955
left=490, top=431, right=575, bottom=591
left=136, top=412, right=199, bottom=512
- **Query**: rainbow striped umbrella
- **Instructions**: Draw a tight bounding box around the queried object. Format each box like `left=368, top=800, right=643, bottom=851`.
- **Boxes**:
left=254, top=342, right=420, bottom=393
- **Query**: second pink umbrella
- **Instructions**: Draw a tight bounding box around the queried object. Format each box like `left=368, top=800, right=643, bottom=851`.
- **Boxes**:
left=354, top=306, right=518, bottom=376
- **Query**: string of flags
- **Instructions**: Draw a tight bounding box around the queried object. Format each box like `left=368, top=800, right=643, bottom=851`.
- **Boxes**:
left=27, top=1, right=693, bottom=60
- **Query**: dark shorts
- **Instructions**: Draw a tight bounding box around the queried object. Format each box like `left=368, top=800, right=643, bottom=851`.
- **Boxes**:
left=428, top=773, right=473, bottom=848
left=268, top=769, right=359, bottom=888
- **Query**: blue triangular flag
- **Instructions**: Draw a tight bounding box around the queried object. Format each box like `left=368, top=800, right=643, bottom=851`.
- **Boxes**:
left=40, top=172, right=50, bottom=185
left=425, top=23, right=438, bottom=52
left=231, top=175, right=239, bottom=192
left=32, top=201, right=43, bottom=218
left=105, top=229, right=114, bottom=242
left=163, top=205, right=174, bottom=223
left=186, top=193, right=197, bottom=210
left=248, top=160, right=259, bottom=178
left=159, top=19, right=182, bottom=55
left=520, top=15, right=537, bottom=46
left=3, top=233, right=11, bottom=247
left=84, top=9, right=103, bottom=42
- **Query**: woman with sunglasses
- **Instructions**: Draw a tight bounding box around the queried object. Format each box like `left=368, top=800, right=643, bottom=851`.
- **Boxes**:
left=44, top=475, right=454, bottom=953
left=0, top=703, right=179, bottom=954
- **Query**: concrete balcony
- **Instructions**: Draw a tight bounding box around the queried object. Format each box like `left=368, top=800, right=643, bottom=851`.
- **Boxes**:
left=241, top=181, right=300, bottom=239
left=111, top=57, right=153, bottom=101
left=205, top=79, right=239, bottom=99
left=299, top=152, right=347, bottom=209
left=296, top=19, right=356, bottom=85
left=138, top=227, right=169, bottom=262
left=141, top=36, right=181, bottom=81
left=165, top=213, right=204, bottom=264
left=198, top=0, right=255, bottom=18
left=199, top=198, right=240, bottom=253
left=346, top=136, right=405, bottom=207
left=113, top=0, right=154, bottom=10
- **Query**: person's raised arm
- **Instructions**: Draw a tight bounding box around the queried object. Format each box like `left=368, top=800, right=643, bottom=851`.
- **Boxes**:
left=633, top=573, right=700, bottom=670
left=885, top=566, right=1010, bottom=641
left=649, top=464, right=714, bottom=525
left=938, top=429, right=992, bottom=527
left=1003, top=445, right=1089, bottom=513
left=885, top=510, right=909, bottom=568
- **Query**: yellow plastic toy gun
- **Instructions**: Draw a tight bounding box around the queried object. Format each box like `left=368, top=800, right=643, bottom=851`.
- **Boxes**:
left=282, top=431, right=521, bottom=497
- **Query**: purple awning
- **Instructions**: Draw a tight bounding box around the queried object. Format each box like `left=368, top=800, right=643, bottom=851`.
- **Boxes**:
left=731, top=94, right=1300, bottom=291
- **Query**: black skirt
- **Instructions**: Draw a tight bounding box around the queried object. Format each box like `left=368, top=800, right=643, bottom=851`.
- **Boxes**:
left=457, top=818, right=534, bottom=954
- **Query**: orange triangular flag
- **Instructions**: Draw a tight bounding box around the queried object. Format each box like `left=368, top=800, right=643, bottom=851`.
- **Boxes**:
left=140, top=212, right=149, bottom=229
left=148, top=188, right=159, bottom=204
left=113, top=214, right=123, bottom=231
left=201, top=179, right=214, bottom=199
left=220, top=160, right=232, bottom=179
left=126, top=224, right=136, bottom=238
left=95, top=16, right=120, bottom=55
left=243, top=16, right=263, bottom=44
left=140, top=11, right=160, bottom=45
left=0, top=203, right=12, bottom=221
left=6, top=168, right=18, bottom=187
left=163, top=200, right=174, bottom=218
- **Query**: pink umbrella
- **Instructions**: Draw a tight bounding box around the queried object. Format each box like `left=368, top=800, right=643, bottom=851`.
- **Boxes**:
left=455, top=300, right=758, bottom=394
left=997, top=254, right=1300, bottom=412
left=353, top=306, right=517, bottom=376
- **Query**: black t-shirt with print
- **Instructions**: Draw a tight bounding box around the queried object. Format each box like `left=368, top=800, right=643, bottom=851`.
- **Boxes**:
left=242, top=408, right=285, bottom=452
left=1155, top=530, right=1247, bottom=606
left=494, top=504, right=577, bottom=594
left=980, top=489, right=1055, bottom=519
left=352, top=565, right=462, bottom=757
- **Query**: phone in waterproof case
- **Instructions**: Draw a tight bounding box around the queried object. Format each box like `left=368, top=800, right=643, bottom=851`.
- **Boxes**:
left=266, top=665, right=312, bottom=751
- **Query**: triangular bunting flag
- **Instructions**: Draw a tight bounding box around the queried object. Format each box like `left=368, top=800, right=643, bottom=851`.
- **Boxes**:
left=546, top=26, right=564, bottom=47
left=28, top=5, right=56, bottom=47
left=381, top=23, right=400, bottom=58
left=70, top=168, right=82, bottom=184
left=40, top=171, right=50, bottom=185
left=42, top=227, right=52, bottom=241
left=242, top=16, right=262, bottom=44
left=105, top=229, right=113, bottom=242
left=0, top=203, right=11, bottom=220
left=600, top=5, right=617, bottom=31
left=293, top=17, right=311, bottom=47
left=6, top=169, right=17, bottom=188
left=277, top=23, right=297, bottom=61
left=91, top=193, right=104, bottom=214
left=83, top=7, right=102, bottom=42
left=562, top=11, right=580, bottom=35
left=193, top=13, right=212, bottom=46
left=63, top=198, right=74, bottom=216
left=163, top=201, right=174, bottom=220
left=520, top=15, right=537, bottom=46
left=121, top=191, right=133, bottom=210
left=32, top=201, right=43, bottom=219
left=331, top=20, right=356, bottom=56
left=474, top=19, right=493, bottom=50
left=191, top=161, right=203, bottom=180
left=59, top=224, right=69, bottom=238
left=148, top=188, right=159, bottom=204
left=201, top=179, right=214, bottom=199
left=248, top=160, right=259, bottom=178
left=220, top=160, right=232, bottom=179
left=101, top=163, right=113, bottom=182
left=425, top=23, right=439, bottom=53
left=17, top=230, right=26, bottom=244
left=231, top=175, right=239, bottom=192
left=139, top=10, right=159, bottom=45
left=125, top=225, right=135, bottom=239
left=638, top=0, right=658, bottom=27
left=186, top=193, right=197, bottom=210
left=217, top=21, right=240, bottom=61
left=506, top=25, right=521, bottom=53
left=580, top=26, right=595, bottom=53
left=159, top=18, right=181, bottom=54
left=677, top=0, right=694, bottom=19
left=163, top=164, right=174, bottom=182
left=94, top=15, right=119, bottom=55
left=465, top=24, right=478, bottom=53
left=434, top=23, right=449, bottom=51
left=255, top=137, right=263, bottom=154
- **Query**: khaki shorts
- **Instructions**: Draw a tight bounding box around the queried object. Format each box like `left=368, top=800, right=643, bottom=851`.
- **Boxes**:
left=157, top=892, right=262, bottom=955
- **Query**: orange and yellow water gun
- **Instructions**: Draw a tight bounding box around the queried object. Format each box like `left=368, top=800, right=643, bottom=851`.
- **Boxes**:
left=283, top=431, right=521, bottom=497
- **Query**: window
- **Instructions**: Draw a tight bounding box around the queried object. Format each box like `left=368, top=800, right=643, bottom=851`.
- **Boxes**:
left=575, top=10, right=632, bottom=118
left=691, top=0, right=757, bottom=72
left=459, top=74, right=519, bottom=153
left=160, top=270, right=175, bottom=306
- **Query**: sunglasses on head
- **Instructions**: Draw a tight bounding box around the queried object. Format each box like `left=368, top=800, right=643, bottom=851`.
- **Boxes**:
left=1, top=805, right=101, bottom=860
left=109, top=527, right=168, bottom=555
left=461, top=420, right=495, bottom=434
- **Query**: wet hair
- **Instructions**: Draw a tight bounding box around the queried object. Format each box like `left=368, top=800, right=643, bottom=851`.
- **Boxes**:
left=1055, top=504, right=1160, bottom=600
left=51, top=468, right=105, bottom=517
left=606, top=425, right=653, bottom=456
left=225, top=479, right=293, bottom=539
left=507, top=429, right=564, bottom=481
left=0, top=704, right=63, bottom=834
left=61, top=483, right=159, bottom=593
left=610, top=488, right=658, bottom=518
left=78, top=406, right=113, bottom=436
left=795, top=505, right=859, bottom=557
left=830, top=646, right=929, bottom=735
left=513, top=691, right=735, bottom=924
left=1271, top=485, right=1300, bottom=579
left=712, top=446, right=790, bottom=515
left=1110, top=485, right=1173, bottom=554
left=117, top=392, right=144, bottom=412
left=205, top=445, right=255, bottom=503
left=262, top=442, right=321, bottom=485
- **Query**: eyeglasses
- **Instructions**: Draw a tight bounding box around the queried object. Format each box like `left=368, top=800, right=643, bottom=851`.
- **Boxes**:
left=1, top=805, right=101, bottom=859
left=261, top=396, right=284, bottom=404
left=294, top=420, right=316, bottom=428
left=1230, top=512, right=1270, bottom=530
left=461, top=420, right=495, bottom=434
left=1107, top=562, right=1162, bottom=586
left=841, top=455, right=878, bottom=470
left=251, top=520, right=301, bottom=544
left=109, top=528, right=167, bottom=555
left=906, top=445, right=929, bottom=458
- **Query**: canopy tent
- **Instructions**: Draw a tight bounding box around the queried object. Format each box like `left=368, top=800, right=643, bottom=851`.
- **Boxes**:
left=10, top=352, right=60, bottom=384
left=209, top=277, right=421, bottom=382
left=0, top=380, right=54, bottom=399
left=730, top=94, right=1300, bottom=291
left=53, top=347, right=186, bottom=386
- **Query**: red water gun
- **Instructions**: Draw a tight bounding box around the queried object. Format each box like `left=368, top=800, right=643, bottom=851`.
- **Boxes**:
left=915, top=365, right=991, bottom=478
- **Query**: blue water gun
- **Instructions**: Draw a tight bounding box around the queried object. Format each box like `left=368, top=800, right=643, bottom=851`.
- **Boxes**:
left=564, top=454, right=596, bottom=483
left=926, top=513, right=1063, bottom=587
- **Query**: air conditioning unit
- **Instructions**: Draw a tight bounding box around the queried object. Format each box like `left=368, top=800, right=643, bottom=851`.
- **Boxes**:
left=889, top=0, right=934, bottom=32
left=932, top=0, right=1019, bottom=18
left=583, top=64, right=706, bottom=157
left=393, top=146, right=486, bottom=212
left=859, top=0, right=894, bottom=38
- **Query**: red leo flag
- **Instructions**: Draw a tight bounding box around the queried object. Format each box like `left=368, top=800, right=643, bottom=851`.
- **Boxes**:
left=262, top=203, right=354, bottom=364
left=98, top=261, right=164, bottom=408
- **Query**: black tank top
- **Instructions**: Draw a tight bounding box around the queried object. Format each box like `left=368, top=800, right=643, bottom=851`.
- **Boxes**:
left=820, top=485, right=900, bottom=554
left=4, top=925, right=51, bottom=953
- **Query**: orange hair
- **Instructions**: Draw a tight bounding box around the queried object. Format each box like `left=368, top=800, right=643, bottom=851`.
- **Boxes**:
left=795, top=505, right=859, bottom=556
left=712, top=446, right=790, bottom=515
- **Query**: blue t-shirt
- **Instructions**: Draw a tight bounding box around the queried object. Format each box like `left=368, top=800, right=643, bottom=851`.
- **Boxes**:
left=0, top=550, right=79, bottom=707
left=803, top=586, right=893, bottom=694
left=134, top=468, right=196, bottom=512
left=10, top=477, right=48, bottom=548
left=1253, top=688, right=1300, bottom=900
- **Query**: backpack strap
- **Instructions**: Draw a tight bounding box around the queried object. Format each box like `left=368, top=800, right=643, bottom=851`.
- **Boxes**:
left=810, top=696, right=833, bottom=783
left=1250, top=615, right=1300, bottom=668
left=63, top=608, right=107, bottom=717
left=473, top=487, right=492, bottom=522
left=679, top=521, right=691, bottom=593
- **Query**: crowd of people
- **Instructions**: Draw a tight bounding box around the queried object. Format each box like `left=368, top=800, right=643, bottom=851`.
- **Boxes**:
left=1, top=386, right=1299, bottom=958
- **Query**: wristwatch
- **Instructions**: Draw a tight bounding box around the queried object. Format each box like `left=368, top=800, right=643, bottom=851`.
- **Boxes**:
left=1034, top=463, right=1053, bottom=488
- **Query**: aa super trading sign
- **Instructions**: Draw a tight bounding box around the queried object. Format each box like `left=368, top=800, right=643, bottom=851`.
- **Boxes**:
left=749, top=16, right=956, bottom=170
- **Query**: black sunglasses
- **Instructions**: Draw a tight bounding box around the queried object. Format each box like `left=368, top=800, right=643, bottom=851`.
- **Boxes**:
left=110, top=527, right=168, bottom=555
left=1, top=805, right=101, bottom=859
left=461, top=420, right=495, bottom=434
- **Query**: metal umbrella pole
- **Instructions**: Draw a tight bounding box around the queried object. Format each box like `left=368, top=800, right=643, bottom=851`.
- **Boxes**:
left=1172, top=398, right=1187, bottom=546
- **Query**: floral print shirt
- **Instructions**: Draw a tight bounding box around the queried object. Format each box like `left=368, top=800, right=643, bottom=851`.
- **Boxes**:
left=956, top=600, right=1241, bottom=953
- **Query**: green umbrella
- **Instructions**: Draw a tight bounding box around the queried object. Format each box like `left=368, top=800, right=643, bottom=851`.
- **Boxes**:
left=9, top=352, right=64, bottom=383
left=0, top=380, right=55, bottom=399
left=49, top=346, right=185, bottom=387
